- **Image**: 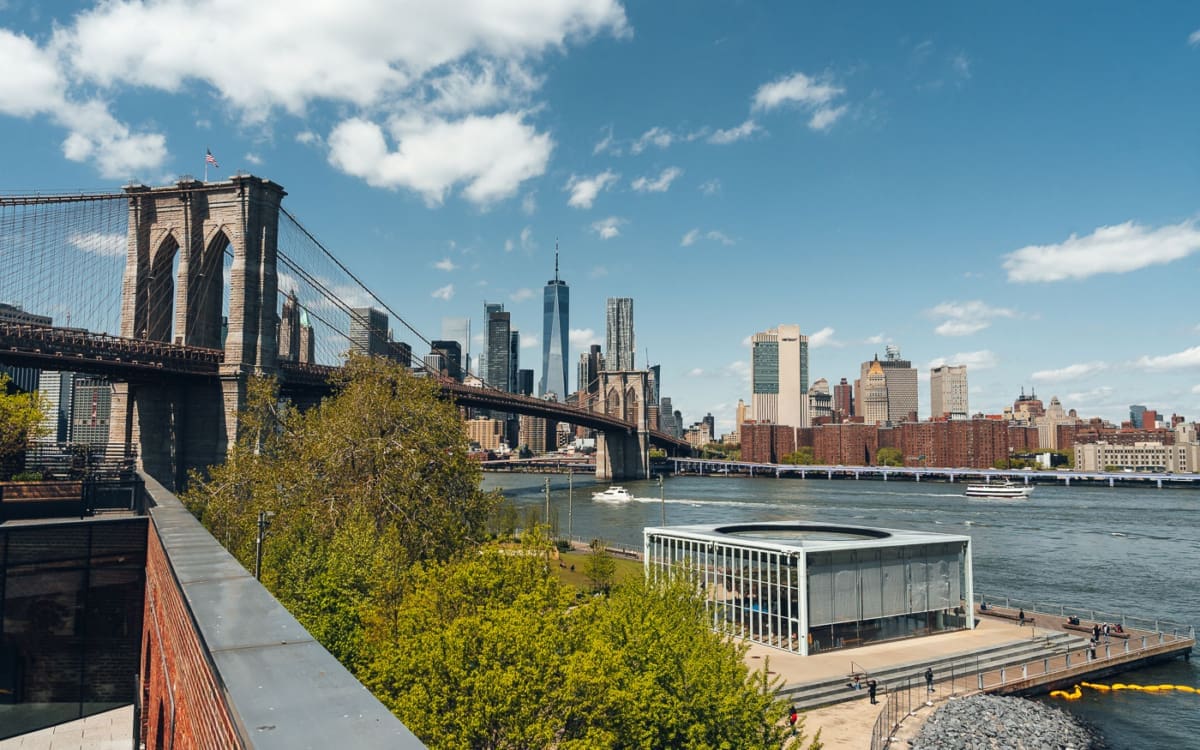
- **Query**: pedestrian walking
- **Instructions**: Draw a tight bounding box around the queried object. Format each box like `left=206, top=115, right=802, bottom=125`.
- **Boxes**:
left=788, top=705, right=798, bottom=734
left=1018, top=607, right=1026, bottom=627
left=868, top=679, right=878, bottom=705
left=924, top=667, right=934, bottom=693
left=1102, top=622, right=1111, bottom=642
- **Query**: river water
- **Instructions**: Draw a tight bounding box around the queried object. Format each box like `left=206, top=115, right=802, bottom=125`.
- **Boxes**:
left=483, top=472, right=1199, bottom=749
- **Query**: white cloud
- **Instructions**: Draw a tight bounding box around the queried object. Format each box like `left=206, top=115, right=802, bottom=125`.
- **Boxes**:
left=1003, top=219, right=1200, bottom=283
left=682, top=228, right=734, bottom=247
left=631, top=126, right=674, bottom=154
left=753, top=71, right=842, bottom=111
left=927, top=300, right=1019, bottom=336
left=926, top=350, right=998, bottom=371
left=520, top=226, right=535, bottom=251
left=1135, top=346, right=1200, bottom=371
left=588, top=265, right=608, bottom=278
left=864, top=333, right=885, bottom=345
left=3, top=2, right=627, bottom=182
left=751, top=71, right=849, bottom=132
left=569, top=328, right=600, bottom=347
left=724, top=360, right=750, bottom=383
left=509, top=287, right=534, bottom=302
left=519, top=331, right=538, bottom=349
left=431, top=283, right=454, bottom=301
left=564, top=169, right=618, bottom=208
left=1031, top=362, right=1109, bottom=383
left=504, top=238, right=514, bottom=252
left=699, top=178, right=721, bottom=196
left=1068, top=385, right=1114, bottom=404
left=60, top=0, right=627, bottom=119
left=1189, top=29, right=1200, bottom=46
left=808, top=104, right=847, bottom=131
left=808, top=327, right=841, bottom=348
left=593, top=125, right=616, bottom=155
left=295, top=130, right=319, bottom=145
left=687, top=367, right=705, bottom=377
left=591, top=216, right=625, bottom=239
left=952, top=52, right=971, bottom=80
left=433, top=257, right=458, bottom=271
left=1191, top=384, right=1200, bottom=394
left=521, top=191, right=537, bottom=215
left=244, top=152, right=263, bottom=166
left=631, top=166, right=682, bottom=193
left=67, top=230, right=124, bottom=257
left=327, top=112, right=552, bottom=206
left=708, top=119, right=759, bottom=144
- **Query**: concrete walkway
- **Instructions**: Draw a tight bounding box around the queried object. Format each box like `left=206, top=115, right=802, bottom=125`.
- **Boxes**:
left=0, top=706, right=133, bottom=750
left=747, top=617, right=1065, bottom=749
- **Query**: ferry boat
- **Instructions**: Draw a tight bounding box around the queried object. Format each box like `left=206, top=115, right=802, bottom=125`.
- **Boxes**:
left=964, top=480, right=1034, bottom=499
left=592, top=486, right=634, bottom=502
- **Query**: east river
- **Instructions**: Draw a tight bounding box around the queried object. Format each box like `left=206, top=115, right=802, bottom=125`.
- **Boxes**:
left=483, top=472, right=1200, bottom=749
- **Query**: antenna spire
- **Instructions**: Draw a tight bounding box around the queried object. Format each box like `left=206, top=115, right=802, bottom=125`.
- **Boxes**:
left=554, top=238, right=559, bottom=282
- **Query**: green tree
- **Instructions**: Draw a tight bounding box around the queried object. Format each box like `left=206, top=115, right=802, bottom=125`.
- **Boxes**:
left=361, top=546, right=810, bottom=750
left=183, top=356, right=499, bottom=665
left=584, top=538, right=617, bottom=593
left=0, top=373, right=49, bottom=477
left=781, top=447, right=816, bottom=465
left=876, top=447, right=903, bottom=466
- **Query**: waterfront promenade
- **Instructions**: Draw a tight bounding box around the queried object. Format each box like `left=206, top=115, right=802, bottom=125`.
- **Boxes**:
left=670, top=457, right=1200, bottom=489
left=765, top=606, right=1195, bottom=749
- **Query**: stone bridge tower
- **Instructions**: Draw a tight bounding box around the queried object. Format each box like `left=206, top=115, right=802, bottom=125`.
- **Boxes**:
left=109, top=177, right=286, bottom=490
left=595, top=370, right=651, bottom=481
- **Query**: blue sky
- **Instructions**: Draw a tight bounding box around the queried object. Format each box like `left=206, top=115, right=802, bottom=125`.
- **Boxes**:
left=2, top=1, right=1199, bottom=433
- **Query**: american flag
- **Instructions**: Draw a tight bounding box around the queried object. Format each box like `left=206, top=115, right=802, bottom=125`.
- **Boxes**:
left=205, top=149, right=219, bottom=168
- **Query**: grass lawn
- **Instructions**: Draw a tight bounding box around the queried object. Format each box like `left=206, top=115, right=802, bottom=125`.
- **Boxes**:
left=554, top=549, right=643, bottom=590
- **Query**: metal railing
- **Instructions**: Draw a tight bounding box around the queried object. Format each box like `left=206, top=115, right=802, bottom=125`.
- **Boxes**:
left=974, top=593, right=1196, bottom=643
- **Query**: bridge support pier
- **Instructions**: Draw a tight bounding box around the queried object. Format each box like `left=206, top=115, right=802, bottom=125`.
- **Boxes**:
left=110, top=380, right=230, bottom=491
left=595, top=370, right=651, bottom=482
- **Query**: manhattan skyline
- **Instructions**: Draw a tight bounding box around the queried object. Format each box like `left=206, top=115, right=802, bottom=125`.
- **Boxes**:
left=1, top=2, right=1198, bottom=432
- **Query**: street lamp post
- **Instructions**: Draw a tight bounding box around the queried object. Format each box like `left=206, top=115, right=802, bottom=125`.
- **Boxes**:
left=567, top=469, right=573, bottom=540
left=658, top=474, right=665, bottom=525
left=544, top=476, right=551, bottom=528
left=254, top=510, right=275, bottom=581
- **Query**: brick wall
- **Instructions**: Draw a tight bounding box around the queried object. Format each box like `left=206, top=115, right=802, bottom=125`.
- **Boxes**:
left=141, top=524, right=240, bottom=750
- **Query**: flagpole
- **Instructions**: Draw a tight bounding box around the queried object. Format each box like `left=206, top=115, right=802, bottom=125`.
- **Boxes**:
left=204, top=157, right=208, bottom=182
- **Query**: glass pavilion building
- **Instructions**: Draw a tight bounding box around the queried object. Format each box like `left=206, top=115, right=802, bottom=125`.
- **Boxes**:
left=644, top=522, right=974, bottom=655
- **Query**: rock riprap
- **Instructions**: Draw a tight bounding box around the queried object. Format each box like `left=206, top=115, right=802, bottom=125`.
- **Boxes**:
left=911, top=693, right=1101, bottom=749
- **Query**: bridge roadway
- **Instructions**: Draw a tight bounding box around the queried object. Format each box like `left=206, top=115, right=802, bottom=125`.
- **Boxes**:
left=671, top=457, right=1200, bottom=489
left=0, top=323, right=690, bottom=452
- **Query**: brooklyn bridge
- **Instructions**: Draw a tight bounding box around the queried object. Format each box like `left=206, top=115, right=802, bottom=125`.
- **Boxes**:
left=0, top=177, right=690, bottom=489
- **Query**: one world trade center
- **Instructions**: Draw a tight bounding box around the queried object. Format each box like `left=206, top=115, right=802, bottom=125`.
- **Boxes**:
left=540, top=246, right=569, bottom=401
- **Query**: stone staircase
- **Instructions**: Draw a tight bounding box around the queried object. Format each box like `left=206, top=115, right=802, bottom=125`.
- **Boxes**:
left=780, top=631, right=1090, bottom=711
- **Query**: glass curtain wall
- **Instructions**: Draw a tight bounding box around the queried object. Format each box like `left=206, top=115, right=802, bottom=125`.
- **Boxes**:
left=645, top=533, right=970, bottom=655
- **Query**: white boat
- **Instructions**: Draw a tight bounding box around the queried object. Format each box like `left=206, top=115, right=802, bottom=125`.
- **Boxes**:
left=964, top=480, right=1033, bottom=499
left=592, top=486, right=634, bottom=502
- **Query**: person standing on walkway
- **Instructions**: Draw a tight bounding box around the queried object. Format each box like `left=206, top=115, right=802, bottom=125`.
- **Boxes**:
left=924, top=667, right=934, bottom=693
left=868, top=679, right=878, bottom=705
left=788, top=705, right=798, bottom=734
left=1018, top=608, right=1026, bottom=626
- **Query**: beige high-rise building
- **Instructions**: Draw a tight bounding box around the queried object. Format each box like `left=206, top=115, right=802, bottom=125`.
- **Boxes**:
left=1034, top=396, right=1079, bottom=450
left=862, top=359, right=889, bottom=425
left=750, top=324, right=810, bottom=428
left=859, top=346, right=918, bottom=423
left=466, top=417, right=505, bottom=451
left=930, top=364, right=969, bottom=420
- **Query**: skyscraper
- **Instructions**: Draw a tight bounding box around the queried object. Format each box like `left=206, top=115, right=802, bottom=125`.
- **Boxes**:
left=605, top=297, right=635, bottom=371
left=484, top=303, right=510, bottom=391
left=349, top=307, right=389, bottom=358
left=430, top=340, right=463, bottom=381
left=481, top=303, right=504, bottom=383
left=441, top=317, right=470, bottom=374
left=930, top=364, right=969, bottom=420
left=540, top=248, right=569, bottom=400
left=278, top=290, right=301, bottom=362
left=750, top=324, right=810, bottom=428
left=578, top=344, right=603, bottom=397
left=833, top=378, right=854, bottom=423
left=860, top=346, right=918, bottom=424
